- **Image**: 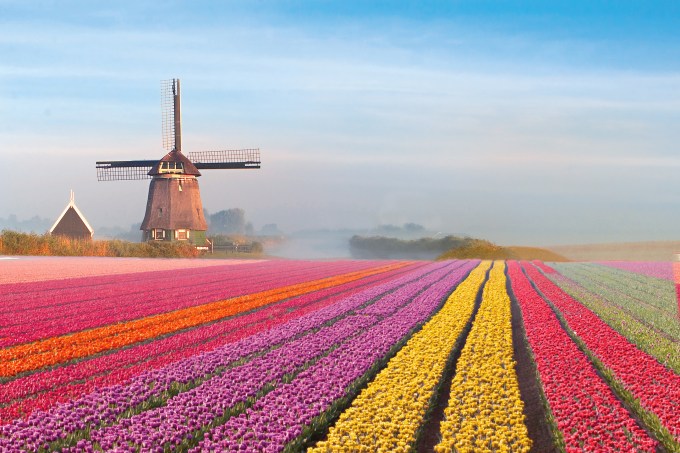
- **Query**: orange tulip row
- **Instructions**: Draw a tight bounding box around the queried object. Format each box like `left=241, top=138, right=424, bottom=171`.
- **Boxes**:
left=1, top=262, right=409, bottom=378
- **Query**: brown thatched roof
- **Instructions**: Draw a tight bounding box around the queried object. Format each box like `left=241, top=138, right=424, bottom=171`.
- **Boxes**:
left=148, top=149, right=201, bottom=177
left=140, top=177, right=208, bottom=230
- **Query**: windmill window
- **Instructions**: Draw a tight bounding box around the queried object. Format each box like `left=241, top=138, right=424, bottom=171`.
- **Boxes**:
left=175, top=229, right=189, bottom=240
left=159, top=161, right=185, bottom=174
left=152, top=229, right=165, bottom=240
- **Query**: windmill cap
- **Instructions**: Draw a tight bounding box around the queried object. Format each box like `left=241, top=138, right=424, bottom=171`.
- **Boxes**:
left=148, top=149, right=201, bottom=176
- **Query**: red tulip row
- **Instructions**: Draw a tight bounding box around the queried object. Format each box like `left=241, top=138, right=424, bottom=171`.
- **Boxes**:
left=507, top=261, right=657, bottom=452
left=531, top=260, right=557, bottom=274
left=1, top=260, right=384, bottom=346
left=524, top=262, right=680, bottom=445
left=0, top=264, right=420, bottom=424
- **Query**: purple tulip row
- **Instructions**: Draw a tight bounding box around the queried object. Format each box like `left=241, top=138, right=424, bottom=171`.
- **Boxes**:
left=0, top=260, right=466, bottom=451
left=81, top=262, right=472, bottom=450
left=194, top=262, right=478, bottom=452
left=2, top=261, right=383, bottom=345
left=0, top=262, right=417, bottom=408
left=88, top=314, right=378, bottom=450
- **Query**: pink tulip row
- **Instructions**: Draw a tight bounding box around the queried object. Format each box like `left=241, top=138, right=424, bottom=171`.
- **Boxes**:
left=0, top=260, right=386, bottom=346
left=597, top=261, right=674, bottom=281
left=0, top=256, right=247, bottom=284
left=0, top=261, right=466, bottom=450
left=525, top=262, right=680, bottom=443
left=0, top=260, right=374, bottom=310
left=0, top=261, right=416, bottom=404
left=507, top=261, right=657, bottom=452
left=0, top=263, right=422, bottom=424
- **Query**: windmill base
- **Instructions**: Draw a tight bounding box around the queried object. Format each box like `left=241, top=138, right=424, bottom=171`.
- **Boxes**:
left=142, top=228, right=207, bottom=247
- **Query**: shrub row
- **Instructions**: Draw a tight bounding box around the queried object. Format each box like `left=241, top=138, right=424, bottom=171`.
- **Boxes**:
left=0, top=230, right=199, bottom=258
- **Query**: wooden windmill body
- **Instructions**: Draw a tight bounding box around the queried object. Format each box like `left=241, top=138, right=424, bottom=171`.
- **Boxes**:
left=96, top=79, right=260, bottom=246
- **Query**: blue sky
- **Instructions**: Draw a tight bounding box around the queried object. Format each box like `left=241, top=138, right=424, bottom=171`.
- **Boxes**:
left=1, top=1, right=679, bottom=245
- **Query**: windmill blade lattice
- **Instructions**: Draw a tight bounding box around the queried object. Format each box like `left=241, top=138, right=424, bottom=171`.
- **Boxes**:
left=161, top=79, right=177, bottom=152
left=95, top=160, right=158, bottom=181
left=188, top=149, right=261, bottom=169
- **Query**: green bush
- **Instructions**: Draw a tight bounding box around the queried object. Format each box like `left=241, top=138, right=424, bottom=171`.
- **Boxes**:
left=0, top=230, right=199, bottom=258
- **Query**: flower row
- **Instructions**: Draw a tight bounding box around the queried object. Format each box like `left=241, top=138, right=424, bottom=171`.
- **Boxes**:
left=88, top=314, right=378, bottom=451
left=551, top=263, right=678, bottom=335
left=436, top=262, right=531, bottom=452
left=545, top=266, right=680, bottom=374
left=0, top=263, right=405, bottom=377
left=508, top=261, right=657, bottom=451
left=598, top=261, right=674, bottom=281
left=0, top=260, right=391, bottom=346
left=312, top=261, right=490, bottom=452
left=525, top=262, right=680, bottom=445
left=1, top=261, right=473, bottom=450
left=0, top=263, right=418, bottom=423
left=192, top=262, right=478, bottom=452
left=0, top=256, right=244, bottom=285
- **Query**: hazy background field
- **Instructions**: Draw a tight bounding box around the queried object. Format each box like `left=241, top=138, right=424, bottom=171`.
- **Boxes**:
left=547, top=241, right=680, bottom=262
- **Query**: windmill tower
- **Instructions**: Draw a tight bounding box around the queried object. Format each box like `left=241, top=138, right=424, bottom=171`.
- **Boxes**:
left=95, top=79, right=260, bottom=246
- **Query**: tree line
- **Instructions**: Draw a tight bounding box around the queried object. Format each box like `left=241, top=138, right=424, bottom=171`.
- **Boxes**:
left=349, top=235, right=474, bottom=260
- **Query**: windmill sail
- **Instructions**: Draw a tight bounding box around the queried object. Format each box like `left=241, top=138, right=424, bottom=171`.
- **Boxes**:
left=161, top=79, right=180, bottom=152
left=189, top=149, right=261, bottom=169
left=95, top=79, right=260, bottom=182
left=96, top=149, right=261, bottom=181
left=96, top=160, right=158, bottom=181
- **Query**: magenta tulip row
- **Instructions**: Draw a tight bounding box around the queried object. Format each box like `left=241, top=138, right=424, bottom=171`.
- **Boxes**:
left=1, top=260, right=312, bottom=308
left=0, top=263, right=420, bottom=423
left=508, top=261, right=657, bottom=452
left=0, top=261, right=468, bottom=451
left=1, top=260, right=384, bottom=346
left=83, top=262, right=471, bottom=451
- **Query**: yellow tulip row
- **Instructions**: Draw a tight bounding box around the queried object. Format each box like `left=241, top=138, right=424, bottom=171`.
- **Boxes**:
left=310, top=261, right=492, bottom=453
left=434, top=261, right=531, bottom=453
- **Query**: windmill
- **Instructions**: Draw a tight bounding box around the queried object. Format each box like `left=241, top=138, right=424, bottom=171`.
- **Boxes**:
left=95, top=79, right=260, bottom=247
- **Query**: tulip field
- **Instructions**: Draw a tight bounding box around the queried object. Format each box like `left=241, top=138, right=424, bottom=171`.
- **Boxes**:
left=0, top=257, right=679, bottom=452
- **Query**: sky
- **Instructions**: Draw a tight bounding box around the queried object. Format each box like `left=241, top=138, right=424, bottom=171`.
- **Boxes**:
left=1, top=0, right=679, bottom=245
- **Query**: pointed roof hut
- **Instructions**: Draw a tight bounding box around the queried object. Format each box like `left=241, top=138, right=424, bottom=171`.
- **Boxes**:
left=49, top=191, right=94, bottom=240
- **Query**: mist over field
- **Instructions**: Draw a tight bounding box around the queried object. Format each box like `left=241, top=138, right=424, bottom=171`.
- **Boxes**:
left=1, top=1, right=679, bottom=248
